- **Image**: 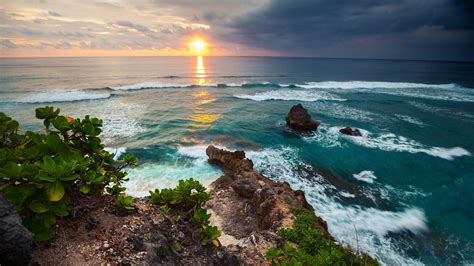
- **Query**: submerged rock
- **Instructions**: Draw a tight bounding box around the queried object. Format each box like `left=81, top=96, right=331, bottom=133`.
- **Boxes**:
left=339, top=127, right=362, bottom=136
left=0, top=193, right=33, bottom=265
left=285, top=104, right=320, bottom=131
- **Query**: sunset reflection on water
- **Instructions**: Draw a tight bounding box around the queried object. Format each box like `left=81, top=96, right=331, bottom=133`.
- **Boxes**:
left=188, top=56, right=222, bottom=132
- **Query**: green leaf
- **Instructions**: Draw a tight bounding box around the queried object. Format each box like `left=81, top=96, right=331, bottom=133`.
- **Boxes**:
left=79, top=184, right=90, bottom=194
left=29, top=202, right=50, bottom=213
left=52, top=116, right=72, bottom=131
left=35, top=106, right=60, bottom=120
left=47, top=181, right=65, bottom=202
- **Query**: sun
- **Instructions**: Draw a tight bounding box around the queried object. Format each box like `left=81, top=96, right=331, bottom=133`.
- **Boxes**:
left=189, top=39, right=207, bottom=54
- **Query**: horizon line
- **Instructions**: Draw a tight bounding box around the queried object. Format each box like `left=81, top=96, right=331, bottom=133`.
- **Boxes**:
left=1, top=54, right=473, bottom=64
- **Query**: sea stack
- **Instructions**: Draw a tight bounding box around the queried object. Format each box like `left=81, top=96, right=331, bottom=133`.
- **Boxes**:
left=339, top=127, right=362, bottom=136
left=286, top=104, right=320, bottom=131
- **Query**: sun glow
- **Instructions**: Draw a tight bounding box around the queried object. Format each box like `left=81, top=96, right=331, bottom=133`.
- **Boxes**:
left=189, top=39, right=207, bottom=54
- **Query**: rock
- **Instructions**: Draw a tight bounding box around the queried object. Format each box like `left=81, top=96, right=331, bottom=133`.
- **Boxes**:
left=286, top=104, right=320, bottom=131
left=0, top=193, right=33, bottom=265
left=231, top=178, right=261, bottom=198
left=339, top=127, right=362, bottom=136
left=206, top=145, right=253, bottom=175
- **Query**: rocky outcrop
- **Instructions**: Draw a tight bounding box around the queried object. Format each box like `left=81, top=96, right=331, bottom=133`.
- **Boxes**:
left=205, top=145, right=329, bottom=264
left=285, top=104, right=320, bottom=131
left=339, top=127, right=362, bottom=136
left=0, top=193, right=33, bottom=266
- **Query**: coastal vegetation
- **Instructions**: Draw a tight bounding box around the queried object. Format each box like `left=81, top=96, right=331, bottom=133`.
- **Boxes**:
left=267, top=207, right=377, bottom=265
left=0, top=107, right=137, bottom=241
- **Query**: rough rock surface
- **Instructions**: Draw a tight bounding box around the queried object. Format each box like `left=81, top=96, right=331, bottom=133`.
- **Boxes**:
left=205, top=145, right=330, bottom=264
left=285, top=104, right=320, bottom=131
left=31, top=193, right=242, bottom=265
left=339, top=127, right=362, bottom=136
left=0, top=193, right=33, bottom=266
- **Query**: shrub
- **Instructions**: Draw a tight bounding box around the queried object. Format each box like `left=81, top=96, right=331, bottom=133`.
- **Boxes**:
left=149, top=178, right=220, bottom=246
left=267, top=208, right=378, bottom=266
left=0, top=107, right=137, bottom=241
left=115, top=194, right=134, bottom=210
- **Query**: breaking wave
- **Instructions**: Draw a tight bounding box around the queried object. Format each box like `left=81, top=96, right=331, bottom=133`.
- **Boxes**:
left=7, top=89, right=111, bottom=103
left=233, top=89, right=346, bottom=102
left=353, top=170, right=378, bottom=184
left=305, top=126, right=471, bottom=160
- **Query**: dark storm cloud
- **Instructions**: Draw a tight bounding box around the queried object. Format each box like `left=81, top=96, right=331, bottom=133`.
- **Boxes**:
left=228, top=0, right=474, bottom=60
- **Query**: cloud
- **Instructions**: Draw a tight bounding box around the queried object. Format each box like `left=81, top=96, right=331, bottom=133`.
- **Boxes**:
left=226, top=0, right=474, bottom=60
left=48, top=10, right=61, bottom=17
left=116, top=20, right=151, bottom=33
left=1, top=40, right=18, bottom=49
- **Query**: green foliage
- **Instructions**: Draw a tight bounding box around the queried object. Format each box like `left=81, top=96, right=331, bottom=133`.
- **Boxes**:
left=0, top=107, right=138, bottom=241
left=149, top=178, right=209, bottom=208
left=267, top=208, right=378, bottom=266
left=115, top=194, right=134, bottom=210
left=149, top=178, right=219, bottom=246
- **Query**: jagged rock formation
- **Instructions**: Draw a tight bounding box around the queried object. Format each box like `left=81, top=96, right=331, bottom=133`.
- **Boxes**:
left=339, top=127, right=362, bottom=136
left=205, top=145, right=330, bottom=264
left=285, top=104, right=320, bottom=131
left=0, top=193, right=33, bottom=265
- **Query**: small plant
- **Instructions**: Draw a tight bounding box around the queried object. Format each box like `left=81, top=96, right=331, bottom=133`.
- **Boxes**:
left=149, top=178, right=220, bottom=246
left=115, top=194, right=134, bottom=210
left=266, top=208, right=378, bottom=265
left=149, top=178, right=209, bottom=208
left=0, top=107, right=137, bottom=241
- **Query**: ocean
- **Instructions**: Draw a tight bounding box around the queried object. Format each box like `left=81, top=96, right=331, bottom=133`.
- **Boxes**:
left=1, top=56, right=473, bottom=265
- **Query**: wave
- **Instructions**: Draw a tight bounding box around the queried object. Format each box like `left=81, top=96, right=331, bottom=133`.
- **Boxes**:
left=353, top=170, right=378, bottom=184
left=104, top=147, right=127, bottom=160
left=8, top=89, right=111, bottom=103
left=394, top=114, right=426, bottom=127
left=233, top=89, right=346, bottom=102
left=345, top=129, right=471, bottom=160
left=244, top=146, right=427, bottom=265
left=298, top=81, right=461, bottom=90
left=106, top=80, right=474, bottom=102
left=107, top=81, right=288, bottom=90
left=305, top=126, right=471, bottom=160
left=124, top=145, right=222, bottom=197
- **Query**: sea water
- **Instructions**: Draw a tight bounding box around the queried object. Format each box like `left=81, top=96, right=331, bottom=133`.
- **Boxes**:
left=1, top=56, right=473, bottom=265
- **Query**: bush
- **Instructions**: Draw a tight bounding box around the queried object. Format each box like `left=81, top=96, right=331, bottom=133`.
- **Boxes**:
left=149, top=178, right=220, bottom=246
left=267, top=208, right=378, bottom=266
left=0, top=107, right=137, bottom=241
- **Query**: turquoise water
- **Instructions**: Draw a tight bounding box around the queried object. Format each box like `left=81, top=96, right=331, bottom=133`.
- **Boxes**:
left=1, top=56, right=473, bottom=265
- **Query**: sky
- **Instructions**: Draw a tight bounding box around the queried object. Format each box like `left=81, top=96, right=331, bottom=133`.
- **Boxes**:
left=0, top=0, right=473, bottom=61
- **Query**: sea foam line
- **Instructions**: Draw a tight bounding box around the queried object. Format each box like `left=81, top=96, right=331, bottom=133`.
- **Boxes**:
left=10, top=89, right=111, bottom=103
left=233, top=89, right=346, bottom=102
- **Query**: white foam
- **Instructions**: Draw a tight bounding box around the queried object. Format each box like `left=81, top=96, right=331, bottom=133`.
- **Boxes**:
left=298, top=81, right=474, bottom=102
left=302, top=125, right=344, bottom=148
left=14, top=89, right=111, bottom=103
left=353, top=170, right=378, bottom=184
left=124, top=146, right=222, bottom=197
left=298, top=81, right=460, bottom=90
left=245, top=146, right=427, bottom=265
left=233, top=89, right=346, bottom=102
left=109, top=82, right=192, bottom=90
left=394, top=114, right=426, bottom=127
left=104, top=147, right=127, bottom=160
left=344, top=130, right=471, bottom=160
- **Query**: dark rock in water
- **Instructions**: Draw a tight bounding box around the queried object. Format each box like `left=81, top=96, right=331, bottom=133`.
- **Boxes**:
left=286, top=104, right=320, bottom=131
left=0, top=193, right=33, bottom=265
left=339, top=127, right=362, bottom=136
